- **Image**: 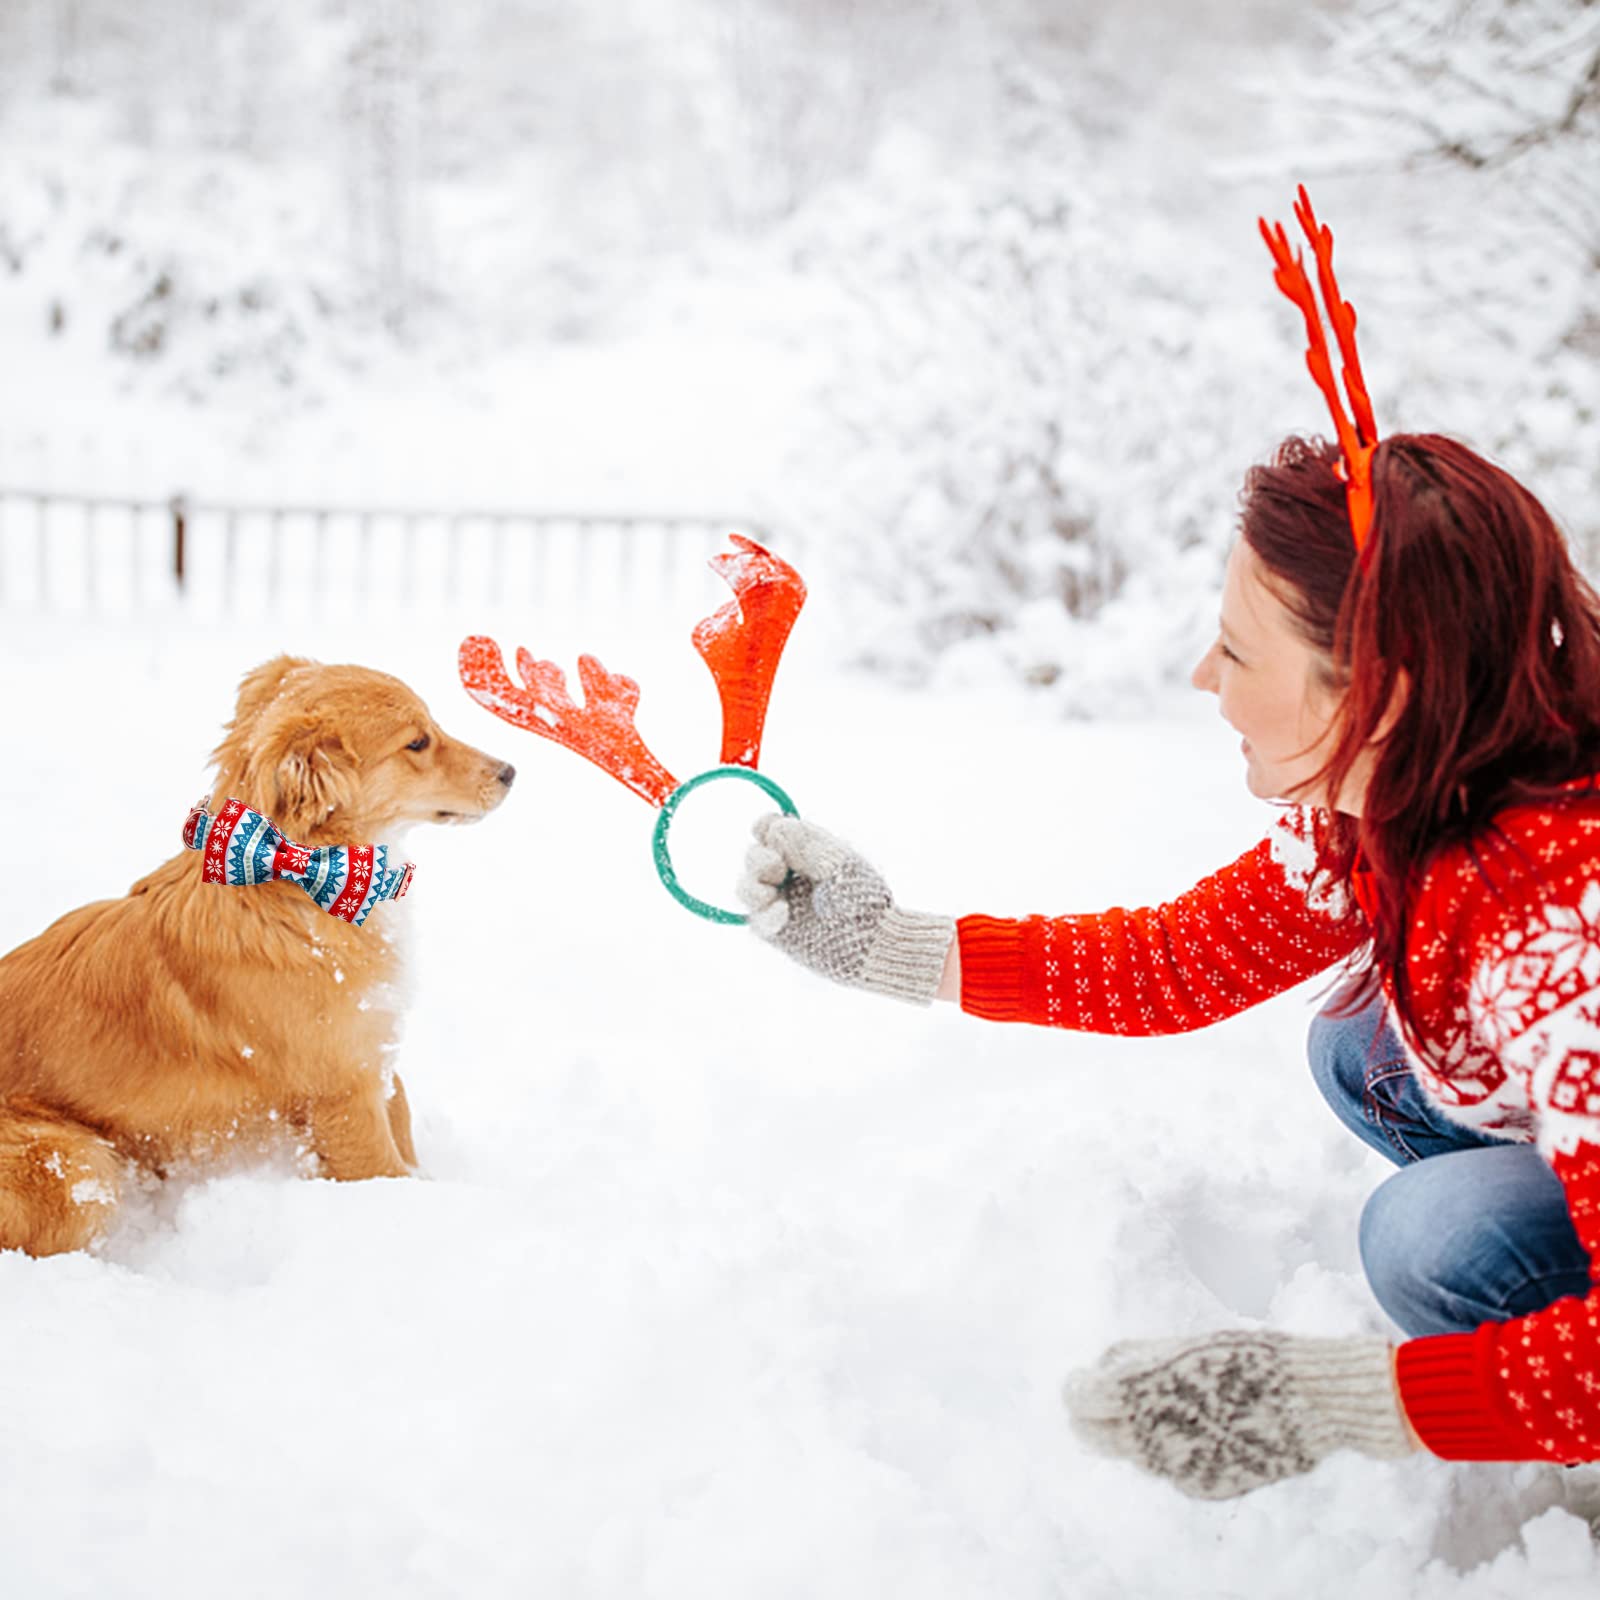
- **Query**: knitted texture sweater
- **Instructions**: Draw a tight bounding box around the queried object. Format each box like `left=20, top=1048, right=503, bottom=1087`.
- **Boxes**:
left=957, top=793, right=1600, bottom=1464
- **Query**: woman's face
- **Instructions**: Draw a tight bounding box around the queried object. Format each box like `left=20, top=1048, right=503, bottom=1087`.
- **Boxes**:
left=1191, top=542, right=1354, bottom=810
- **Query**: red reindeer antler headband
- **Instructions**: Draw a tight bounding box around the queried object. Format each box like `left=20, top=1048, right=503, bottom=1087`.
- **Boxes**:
left=459, top=534, right=807, bottom=923
left=1259, top=186, right=1380, bottom=553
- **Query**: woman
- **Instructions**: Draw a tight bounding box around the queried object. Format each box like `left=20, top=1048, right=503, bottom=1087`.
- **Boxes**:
left=737, top=201, right=1600, bottom=1502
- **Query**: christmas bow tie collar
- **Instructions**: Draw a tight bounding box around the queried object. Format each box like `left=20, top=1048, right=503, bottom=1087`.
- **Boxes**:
left=183, top=798, right=414, bottom=927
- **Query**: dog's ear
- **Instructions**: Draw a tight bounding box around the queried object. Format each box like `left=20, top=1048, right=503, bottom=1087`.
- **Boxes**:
left=271, top=722, right=360, bottom=837
left=211, top=656, right=316, bottom=774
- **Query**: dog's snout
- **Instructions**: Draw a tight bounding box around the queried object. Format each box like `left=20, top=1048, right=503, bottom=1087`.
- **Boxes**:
left=497, top=764, right=516, bottom=789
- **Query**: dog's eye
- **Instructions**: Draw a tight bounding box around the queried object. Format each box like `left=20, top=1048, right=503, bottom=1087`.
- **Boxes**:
left=405, top=734, right=431, bottom=753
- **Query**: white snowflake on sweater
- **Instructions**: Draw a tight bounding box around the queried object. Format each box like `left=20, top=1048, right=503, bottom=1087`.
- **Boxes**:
left=1398, top=1001, right=1535, bottom=1138
left=1266, top=806, right=1351, bottom=919
left=1465, top=880, right=1600, bottom=1159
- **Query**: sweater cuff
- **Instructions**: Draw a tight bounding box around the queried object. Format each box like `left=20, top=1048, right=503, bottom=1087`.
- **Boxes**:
left=956, top=915, right=1034, bottom=1022
left=1395, top=1332, right=1544, bottom=1460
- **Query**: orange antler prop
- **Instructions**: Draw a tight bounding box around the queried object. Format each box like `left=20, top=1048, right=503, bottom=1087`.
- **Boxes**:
left=457, top=639, right=679, bottom=806
left=461, top=534, right=808, bottom=923
left=1259, top=185, right=1380, bottom=552
left=692, top=535, right=807, bottom=769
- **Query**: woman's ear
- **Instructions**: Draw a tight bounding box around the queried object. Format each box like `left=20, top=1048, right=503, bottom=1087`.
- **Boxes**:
left=1376, top=667, right=1412, bottom=744
left=272, top=725, right=360, bottom=836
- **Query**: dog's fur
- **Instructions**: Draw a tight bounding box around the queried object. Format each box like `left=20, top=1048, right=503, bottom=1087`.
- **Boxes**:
left=0, top=655, right=513, bottom=1255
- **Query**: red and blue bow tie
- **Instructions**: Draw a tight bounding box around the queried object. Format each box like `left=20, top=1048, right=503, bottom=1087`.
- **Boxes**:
left=182, top=798, right=414, bottom=927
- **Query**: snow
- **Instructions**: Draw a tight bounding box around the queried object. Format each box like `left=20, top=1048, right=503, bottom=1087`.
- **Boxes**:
left=0, top=602, right=1596, bottom=1599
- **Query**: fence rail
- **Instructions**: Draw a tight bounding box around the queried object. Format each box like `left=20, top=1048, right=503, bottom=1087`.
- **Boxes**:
left=0, top=488, right=773, bottom=614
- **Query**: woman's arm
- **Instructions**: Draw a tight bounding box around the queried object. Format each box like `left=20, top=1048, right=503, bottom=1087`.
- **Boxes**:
left=744, top=806, right=1363, bottom=1030
left=950, top=807, right=1365, bottom=1035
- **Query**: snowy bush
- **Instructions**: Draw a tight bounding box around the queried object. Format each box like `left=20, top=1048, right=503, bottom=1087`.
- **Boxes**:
left=0, top=0, right=1592, bottom=712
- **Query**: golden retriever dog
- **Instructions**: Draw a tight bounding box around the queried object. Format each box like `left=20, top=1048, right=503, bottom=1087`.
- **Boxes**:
left=0, top=655, right=514, bottom=1256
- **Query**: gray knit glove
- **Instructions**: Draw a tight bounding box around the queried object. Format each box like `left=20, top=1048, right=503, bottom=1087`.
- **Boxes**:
left=738, top=815, right=955, bottom=1005
left=1064, top=1331, right=1416, bottom=1501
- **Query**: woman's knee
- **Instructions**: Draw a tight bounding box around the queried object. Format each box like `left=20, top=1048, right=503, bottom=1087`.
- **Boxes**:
left=1359, top=1167, right=1448, bottom=1334
left=1358, top=1147, right=1591, bottom=1337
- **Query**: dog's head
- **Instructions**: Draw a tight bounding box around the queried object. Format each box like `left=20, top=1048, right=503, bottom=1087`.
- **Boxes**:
left=212, top=656, right=515, bottom=842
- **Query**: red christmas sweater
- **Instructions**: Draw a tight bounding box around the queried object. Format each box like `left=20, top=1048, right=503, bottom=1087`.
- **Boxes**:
left=957, top=794, right=1600, bottom=1463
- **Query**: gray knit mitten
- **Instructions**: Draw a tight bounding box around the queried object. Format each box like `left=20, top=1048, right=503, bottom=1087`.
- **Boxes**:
left=738, top=815, right=955, bottom=1005
left=1064, top=1331, right=1416, bottom=1501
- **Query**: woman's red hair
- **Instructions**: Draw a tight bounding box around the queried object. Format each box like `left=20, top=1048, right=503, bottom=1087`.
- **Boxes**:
left=1240, top=433, right=1600, bottom=1041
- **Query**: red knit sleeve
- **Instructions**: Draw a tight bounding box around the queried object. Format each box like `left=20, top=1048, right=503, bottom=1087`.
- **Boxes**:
left=957, top=807, right=1365, bottom=1034
left=1397, top=1137, right=1600, bottom=1461
left=1395, top=837, right=1600, bottom=1462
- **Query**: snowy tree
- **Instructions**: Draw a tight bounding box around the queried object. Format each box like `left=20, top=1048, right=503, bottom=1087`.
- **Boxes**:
left=754, top=10, right=1308, bottom=699
left=1279, top=0, right=1600, bottom=562
left=1303, top=0, right=1599, bottom=267
left=340, top=0, right=434, bottom=334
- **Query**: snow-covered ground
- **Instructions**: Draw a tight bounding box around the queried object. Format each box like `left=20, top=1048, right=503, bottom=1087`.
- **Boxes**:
left=1, top=589, right=1596, bottom=1600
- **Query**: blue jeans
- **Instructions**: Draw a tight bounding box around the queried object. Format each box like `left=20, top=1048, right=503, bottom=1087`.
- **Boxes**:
left=1307, top=986, right=1593, bottom=1337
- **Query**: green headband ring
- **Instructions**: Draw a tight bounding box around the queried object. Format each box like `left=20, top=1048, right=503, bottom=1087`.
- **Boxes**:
left=653, top=766, right=798, bottom=924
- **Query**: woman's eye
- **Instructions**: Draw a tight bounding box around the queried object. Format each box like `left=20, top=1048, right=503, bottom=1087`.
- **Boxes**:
left=406, top=734, right=431, bottom=753
left=1219, top=641, right=1242, bottom=664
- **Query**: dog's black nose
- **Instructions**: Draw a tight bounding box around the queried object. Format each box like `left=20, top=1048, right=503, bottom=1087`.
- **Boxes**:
left=497, top=764, right=516, bottom=788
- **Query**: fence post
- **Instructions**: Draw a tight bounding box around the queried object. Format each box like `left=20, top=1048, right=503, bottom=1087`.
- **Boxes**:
left=170, top=494, right=188, bottom=592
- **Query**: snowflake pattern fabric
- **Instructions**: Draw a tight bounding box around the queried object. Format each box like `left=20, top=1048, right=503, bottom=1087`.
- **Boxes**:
left=1066, top=1330, right=1411, bottom=1499
left=183, top=797, right=414, bottom=927
left=957, top=793, right=1600, bottom=1462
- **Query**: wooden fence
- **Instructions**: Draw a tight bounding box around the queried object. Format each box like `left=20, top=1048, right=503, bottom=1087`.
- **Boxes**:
left=0, top=488, right=774, bottom=614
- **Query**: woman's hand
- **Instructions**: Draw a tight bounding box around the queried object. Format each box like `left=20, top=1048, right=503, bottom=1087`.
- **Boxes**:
left=739, top=815, right=955, bottom=1005
left=1064, top=1330, right=1417, bottom=1500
